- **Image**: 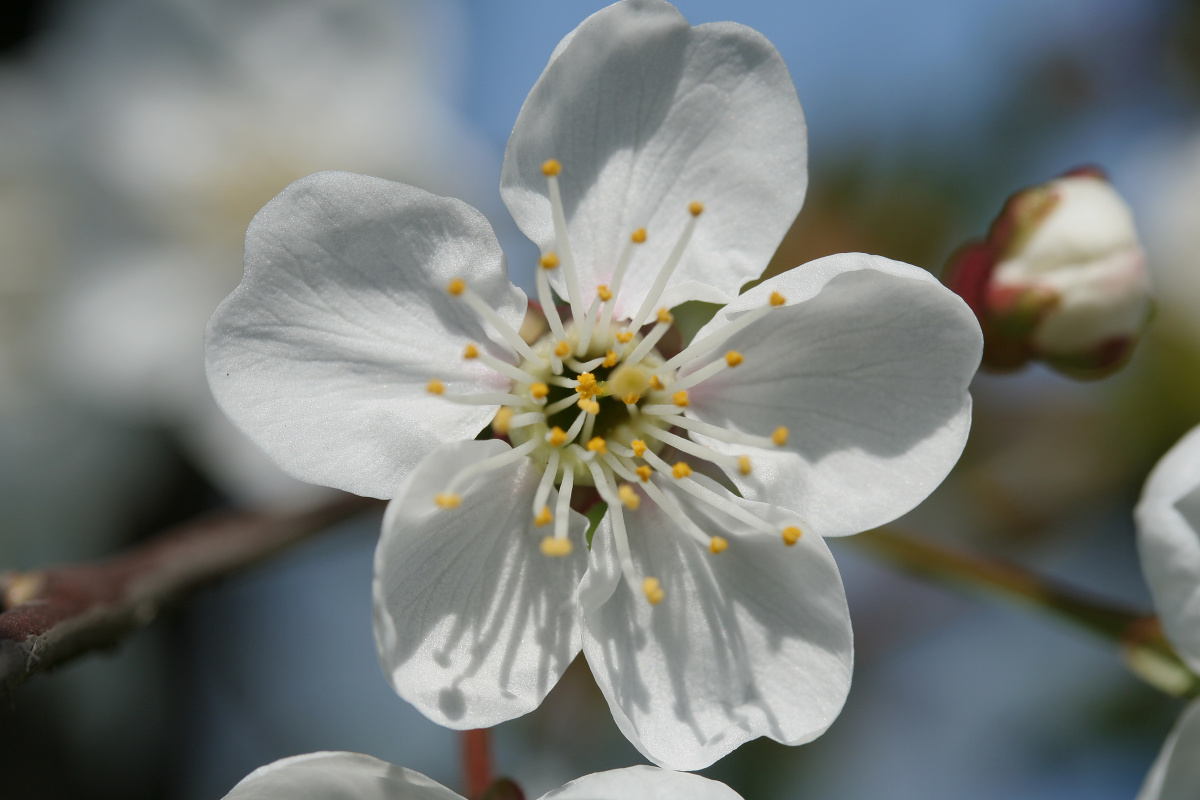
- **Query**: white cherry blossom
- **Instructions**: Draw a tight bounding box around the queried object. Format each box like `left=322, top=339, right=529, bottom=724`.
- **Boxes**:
left=220, top=753, right=743, bottom=800
left=206, top=0, right=982, bottom=771
left=1135, top=424, right=1200, bottom=800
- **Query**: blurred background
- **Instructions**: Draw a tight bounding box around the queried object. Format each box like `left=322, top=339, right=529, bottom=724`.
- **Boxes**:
left=1, top=0, right=1199, bottom=797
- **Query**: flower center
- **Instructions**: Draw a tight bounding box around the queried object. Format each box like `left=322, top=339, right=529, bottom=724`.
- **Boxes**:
left=426, top=158, right=799, bottom=605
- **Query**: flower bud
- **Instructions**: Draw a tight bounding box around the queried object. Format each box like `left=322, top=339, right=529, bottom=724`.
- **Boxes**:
left=945, top=168, right=1152, bottom=379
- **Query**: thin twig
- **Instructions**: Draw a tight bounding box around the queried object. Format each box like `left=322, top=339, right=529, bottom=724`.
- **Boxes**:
left=0, top=493, right=383, bottom=700
left=850, top=526, right=1200, bottom=697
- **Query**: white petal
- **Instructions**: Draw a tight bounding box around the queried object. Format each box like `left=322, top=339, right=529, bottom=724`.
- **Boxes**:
left=500, top=0, right=806, bottom=316
left=1135, top=424, right=1200, bottom=674
left=1136, top=700, right=1200, bottom=800
left=374, top=439, right=588, bottom=729
left=579, top=475, right=852, bottom=770
left=206, top=171, right=526, bottom=499
left=684, top=253, right=982, bottom=537
left=222, top=751, right=462, bottom=800
left=539, top=765, right=743, bottom=800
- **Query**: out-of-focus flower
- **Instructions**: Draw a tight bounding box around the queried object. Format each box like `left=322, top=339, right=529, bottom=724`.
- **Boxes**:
left=31, top=0, right=492, bottom=507
left=945, top=168, right=1151, bottom=379
left=1134, top=424, right=1200, bottom=799
left=221, top=753, right=741, bottom=800
left=207, top=0, right=981, bottom=771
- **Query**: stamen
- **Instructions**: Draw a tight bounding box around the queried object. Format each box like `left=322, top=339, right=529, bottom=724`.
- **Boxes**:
left=637, top=477, right=721, bottom=550
left=643, top=577, right=664, bottom=605
left=554, top=340, right=571, bottom=358
left=616, top=331, right=634, bottom=344
left=575, top=294, right=604, bottom=356
left=582, top=458, right=639, bottom=591
left=631, top=440, right=647, bottom=457
left=639, top=426, right=744, bottom=472
left=426, top=379, right=445, bottom=395
left=603, top=351, right=619, bottom=368
left=651, top=414, right=786, bottom=449
left=618, top=484, right=640, bottom=510
left=597, top=285, right=612, bottom=302
left=641, top=449, right=777, bottom=536
left=563, top=408, right=589, bottom=444
left=577, top=399, right=600, bottom=415
left=597, top=228, right=647, bottom=342
left=672, top=462, right=693, bottom=479
left=530, top=383, right=550, bottom=400
left=445, top=437, right=540, bottom=495
left=535, top=506, right=554, bottom=527
left=773, top=426, right=789, bottom=446
left=566, top=354, right=606, bottom=373
left=770, top=291, right=787, bottom=306
left=628, top=203, right=702, bottom=332
left=504, top=412, right=544, bottom=430
left=672, top=390, right=689, bottom=407
left=574, top=372, right=600, bottom=400
left=586, top=436, right=607, bottom=455
left=543, top=163, right=585, bottom=322
left=470, top=349, right=542, bottom=385
left=738, top=455, right=752, bottom=475
left=636, top=465, right=653, bottom=482
left=553, top=464, right=575, bottom=545
left=434, top=493, right=461, bottom=509
left=463, top=344, right=479, bottom=359
left=536, top=262, right=568, bottom=342
left=544, top=393, right=582, bottom=415
left=782, top=526, right=803, bottom=546
left=540, top=536, right=573, bottom=556
left=664, top=350, right=741, bottom=393
left=623, top=319, right=671, bottom=366
left=450, top=280, right=543, bottom=364
left=533, top=449, right=561, bottom=516
left=660, top=299, right=780, bottom=373
left=547, top=426, right=569, bottom=446
left=492, top=407, right=513, bottom=435
left=580, top=405, right=598, bottom=443
left=709, top=536, right=728, bottom=554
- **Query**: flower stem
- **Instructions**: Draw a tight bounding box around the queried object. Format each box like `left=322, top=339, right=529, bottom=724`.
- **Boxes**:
left=462, top=728, right=493, bottom=800
left=849, top=527, right=1200, bottom=698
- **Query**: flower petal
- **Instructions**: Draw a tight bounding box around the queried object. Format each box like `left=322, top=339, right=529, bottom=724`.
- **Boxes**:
left=500, top=0, right=806, bottom=316
left=374, top=439, right=588, bottom=729
left=684, top=253, right=982, bottom=537
left=579, top=474, right=852, bottom=770
left=539, top=765, right=743, bottom=800
left=222, top=751, right=462, bottom=800
left=1135, top=424, right=1200, bottom=674
left=206, top=171, right=526, bottom=499
left=1136, top=700, right=1200, bottom=800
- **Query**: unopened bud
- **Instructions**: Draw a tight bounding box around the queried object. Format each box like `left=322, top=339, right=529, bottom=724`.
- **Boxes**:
left=944, top=168, right=1152, bottom=379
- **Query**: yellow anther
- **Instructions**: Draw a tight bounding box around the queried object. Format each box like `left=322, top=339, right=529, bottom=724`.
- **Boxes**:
left=656, top=307, right=674, bottom=325
left=631, top=227, right=647, bottom=244
left=603, top=350, right=619, bottom=368
left=622, top=392, right=640, bottom=405
left=636, top=465, right=653, bottom=482
left=492, top=407, right=513, bottom=435
left=539, top=251, right=561, bottom=270
left=643, top=577, right=664, bottom=605
left=672, top=461, right=692, bottom=479
left=769, top=291, right=786, bottom=306
left=463, top=343, right=479, bottom=359
left=597, top=285, right=613, bottom=302
left=649, top=375, right=664, bottom=390
left=578, top=399, right=600, bottom=415
left=447, top=278, right=466, bottom=296
left=434, top=493, right=461, bottom=509
left=709, top=536, right=728, bottom=554
left=782, top=526, right=803, bottom=546
left=772, top=426, right=789, bottom=446
left=541, top=159, right=562, bottom=177
left=541, top=536, right=574, bottom=557
left=534, top=506, right=554, bottom=527
left=738, top=455, right=752, bottom=475
left=554, top=340, right=570, bottom=358
left=548, top=426, right=568, bottom=446
left=672, top=390, right=689, bottom=407
left=617, top=484, right=641, bottom=510
left=426, top=379, right=445, bottom=395
left=575, top=372, right=600, bottom=399
left=631, top=440, right=647, bottom=457
left=531, top=382, right=550, bottom=399
left=586, top=436, right=607, bottom=454
left=725, top=350, right=744, bottom=367
left=616, top=331, right=634, bottom=344
left=689, top=200, right=705, bottom=217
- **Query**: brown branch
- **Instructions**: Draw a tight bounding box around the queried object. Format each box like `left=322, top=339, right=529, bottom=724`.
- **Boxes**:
left=0, top=493, right=383, bottom=700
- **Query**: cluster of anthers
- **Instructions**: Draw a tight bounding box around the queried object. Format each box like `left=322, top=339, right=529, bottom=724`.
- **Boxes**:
left=426, top=159, right=797, bottom=605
